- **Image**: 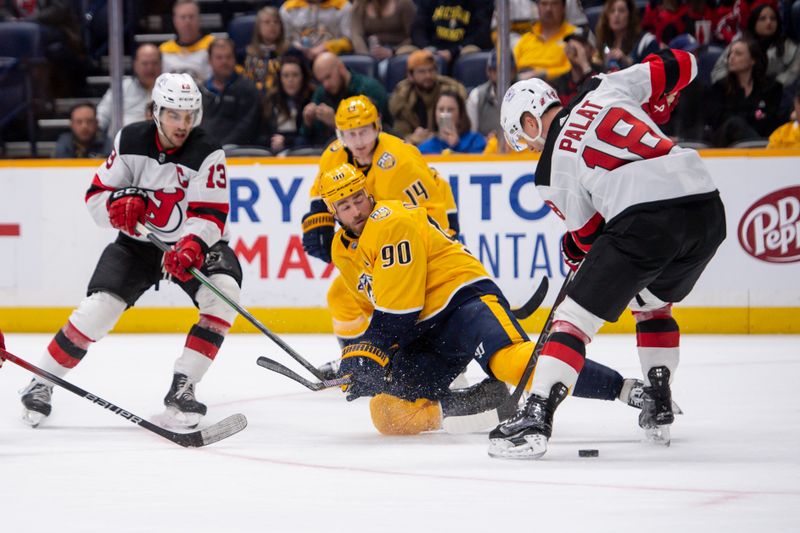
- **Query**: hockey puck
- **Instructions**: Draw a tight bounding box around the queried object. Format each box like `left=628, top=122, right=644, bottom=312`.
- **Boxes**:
left=578, top=449, right=599, bottom=457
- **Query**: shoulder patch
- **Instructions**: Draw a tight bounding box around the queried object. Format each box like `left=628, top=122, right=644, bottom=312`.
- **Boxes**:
left=370, top=206, right=392, bottom=220
left=328, top=140, right=343, bottom=152
left=376, top=151, right=396, bottom=170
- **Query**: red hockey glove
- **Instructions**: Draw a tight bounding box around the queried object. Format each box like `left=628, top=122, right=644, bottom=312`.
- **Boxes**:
left=164, top=235, right=206, bottom=282
left=107, top=187, right=148, bottom=236
left=642, top=92, right=680, bottom=125
left=561, top=232, right=587, bottom=272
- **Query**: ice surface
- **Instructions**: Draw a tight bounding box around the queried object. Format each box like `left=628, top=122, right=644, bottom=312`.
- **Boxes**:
left=1, top=333, right=798, bottom=532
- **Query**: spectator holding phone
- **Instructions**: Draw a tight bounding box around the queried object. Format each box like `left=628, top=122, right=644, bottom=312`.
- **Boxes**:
left=418, top=90, right=486, bottom=154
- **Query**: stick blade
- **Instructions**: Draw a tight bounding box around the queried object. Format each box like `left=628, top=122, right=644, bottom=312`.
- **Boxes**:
left=171, top=413, right=248, bottom=447
left=512, top=277, right=549, bottom=319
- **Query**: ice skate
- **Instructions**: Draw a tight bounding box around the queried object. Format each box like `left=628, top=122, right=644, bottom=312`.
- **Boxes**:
left=638, top=367, right=674, bottom=446
left=163, top=373, right=207, bottom=429
left=487, top=382, right=568, bottom=460
left=20, top=379, right=54, bottom=428
left=621, top=378, right=683, bottom=414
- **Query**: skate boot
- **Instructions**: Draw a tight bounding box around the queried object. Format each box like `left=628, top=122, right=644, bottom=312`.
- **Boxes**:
left=163, top=373, right=207, bottom=429
left=620, top=378, right=683, bottom=414
left=441, top=378, right=513, bottom=434
left=638, top=366, right=674, bottom=445
left=317, top=358, right=341, bottom=381
left=487, top=382, right=568, bottom=460
left=20, top=379, right=54, bottom=428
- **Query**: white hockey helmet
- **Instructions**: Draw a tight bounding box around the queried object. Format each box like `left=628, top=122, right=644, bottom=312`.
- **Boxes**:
left=500, top=78, right=561, bottom=151
left=151, top=73, right=203, bottom=134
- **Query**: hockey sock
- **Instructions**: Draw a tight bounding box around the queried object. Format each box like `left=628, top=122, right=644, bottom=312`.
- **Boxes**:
left=573, top=358, right=624, bottom=401
left=633, top=306, right=679, bottom=385
left=40, top=321, right=93, bottom=381
left=487, top=340, right=537, bottom=389
left=530, top=321, right=588, bottom=398
left=174, top=315, right=229, bottom=382
left=369, top=394, right=442, bottom=435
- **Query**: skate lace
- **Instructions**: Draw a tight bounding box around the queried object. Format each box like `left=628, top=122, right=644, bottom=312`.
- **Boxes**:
left=174, top=376, right=196, bottom=401
left=23, top=381, right=52, bottom=402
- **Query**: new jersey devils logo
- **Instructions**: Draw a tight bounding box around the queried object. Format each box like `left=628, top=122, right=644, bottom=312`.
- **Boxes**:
left=145, top=188, right=186, bottom=234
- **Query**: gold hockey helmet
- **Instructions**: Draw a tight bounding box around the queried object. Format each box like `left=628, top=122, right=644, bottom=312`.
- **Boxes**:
left=319, top=163, right=369, bottom=213
left=335, top=95, right=380, bottom=132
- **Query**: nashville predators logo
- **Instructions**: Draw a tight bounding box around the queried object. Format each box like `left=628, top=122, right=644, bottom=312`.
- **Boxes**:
left=370, top=206, right=392, bottom=220
left=377, top=152, right=396, bottom=170
left=357, top=272, right=375, bottom=305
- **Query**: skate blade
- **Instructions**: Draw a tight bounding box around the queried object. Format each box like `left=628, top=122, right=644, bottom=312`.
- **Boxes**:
left=644, top=425, right=671, bottom=446
left=488, top=434, right=548, bottom=460
left=159, top=406, right=202, bottom=430
left=21, top=408, right=46, bottom=428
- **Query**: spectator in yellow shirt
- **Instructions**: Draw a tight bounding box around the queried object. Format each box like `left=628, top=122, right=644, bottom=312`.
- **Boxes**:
left=767, top=87, right=800, bottom=149
left=514, top=0, right=576, bottom=81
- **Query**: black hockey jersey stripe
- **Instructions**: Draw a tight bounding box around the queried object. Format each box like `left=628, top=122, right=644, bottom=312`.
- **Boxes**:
left=187, top=204, right=228, bottom=230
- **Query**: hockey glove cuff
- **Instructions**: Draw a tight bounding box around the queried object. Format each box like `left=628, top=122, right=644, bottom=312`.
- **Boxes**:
left=561, top=232, right=587, bottom=272
left=164, top=234, right=207, bottom=282
left=302, top=201, right=335, bottom=263
left=338, top=342, right=390, bottom=401
left=107, top=187, right=148, bottom=236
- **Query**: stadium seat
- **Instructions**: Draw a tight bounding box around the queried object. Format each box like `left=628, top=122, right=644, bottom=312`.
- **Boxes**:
left=341, top=54, right=377, bottom=78
left=228, top=14, right=257, bottom=63
left=585, top=5, right=603, bottom=33
left=384, top=54, right=447, bottom=93
left=696, top=45, right=724, bottom=87
left=0, top=22, right=44, bottom=156
left=452, top=51, right=491, bottom=92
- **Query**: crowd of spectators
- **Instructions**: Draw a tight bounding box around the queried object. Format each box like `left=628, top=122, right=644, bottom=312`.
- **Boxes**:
left=4, top=0, right=800, bottom=158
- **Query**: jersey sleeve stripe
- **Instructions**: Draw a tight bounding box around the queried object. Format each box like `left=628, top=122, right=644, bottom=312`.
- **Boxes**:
left=187, top=203, right=228, bottom=232
left=572, top=212, right=606, bottom=250
left=85, top=174, right=114, bottom=202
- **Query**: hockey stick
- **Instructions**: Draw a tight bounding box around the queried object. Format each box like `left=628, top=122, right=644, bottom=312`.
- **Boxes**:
left=136, top=223, right=325, bottom=380
left=1, top=348, right=247, bottom=447
left=256, top=356, right=351, bottom=391
left=511, top=276, right=549, bottom=320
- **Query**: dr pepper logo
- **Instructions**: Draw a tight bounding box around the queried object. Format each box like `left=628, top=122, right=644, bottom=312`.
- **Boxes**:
left=738, top=186, right=800, bottom=263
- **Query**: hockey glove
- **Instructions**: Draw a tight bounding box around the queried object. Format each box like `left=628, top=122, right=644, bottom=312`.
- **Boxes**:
left=561, top=232, right=587, bottom=272
left=108, top=187, right=148, bottom=236
left=642, top=92, right=680, bottom=125
left=302, top=200, right=335, bottom=263
left=338, top=342, right=391, bottom=401
left=164, top=235, right=207, bottom=282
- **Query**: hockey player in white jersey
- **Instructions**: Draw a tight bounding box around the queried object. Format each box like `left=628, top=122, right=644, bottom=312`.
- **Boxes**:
left=20, top=73, right=242, bottom=429
left=488, top=49, right=726, bottom=458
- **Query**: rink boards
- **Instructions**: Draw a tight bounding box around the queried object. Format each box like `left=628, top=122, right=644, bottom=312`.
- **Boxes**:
left=0, top=150, right=798, bottom=334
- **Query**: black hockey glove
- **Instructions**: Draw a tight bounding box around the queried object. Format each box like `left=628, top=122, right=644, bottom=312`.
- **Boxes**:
left=338, top=342, right=391, bottom=401
left=561, top=232, right=586, bottom=272
left=301, top=199, right=334, bottom=263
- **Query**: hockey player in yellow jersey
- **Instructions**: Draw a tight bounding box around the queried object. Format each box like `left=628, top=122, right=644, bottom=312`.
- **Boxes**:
left=318, top=162, right=660, bottom=436
left=302, top=95, right=458, bottom=342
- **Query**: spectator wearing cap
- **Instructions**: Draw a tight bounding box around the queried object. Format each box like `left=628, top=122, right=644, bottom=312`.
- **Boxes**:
left=466, top=50, right=516, bottom=139
left=767, top=86, right=800, bottom=148
left=54, top=104, right=113, bottom=159
left=96, top=43, right=162, bottom=139
left=388, top=49, right=468, bottom=144
left=411, top=0, right=494, bottom=70
left=595, top=0, right=659, bottom=72
left=514, top=0, right=576, bottom=81
left=301, top=51, right=389, bottom=147
left=159, top=0, right=215, bottom=82
left=552, top=30, right=604, bottom=106
left=281, top=0, right=354, bottom=62
left=711, top=2, right=800, bottom=89
left=200, top=38, right=262, bottom=146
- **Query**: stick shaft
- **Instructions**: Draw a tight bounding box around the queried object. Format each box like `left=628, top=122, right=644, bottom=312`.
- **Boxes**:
left=136, top=223, right=324, bottom=379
